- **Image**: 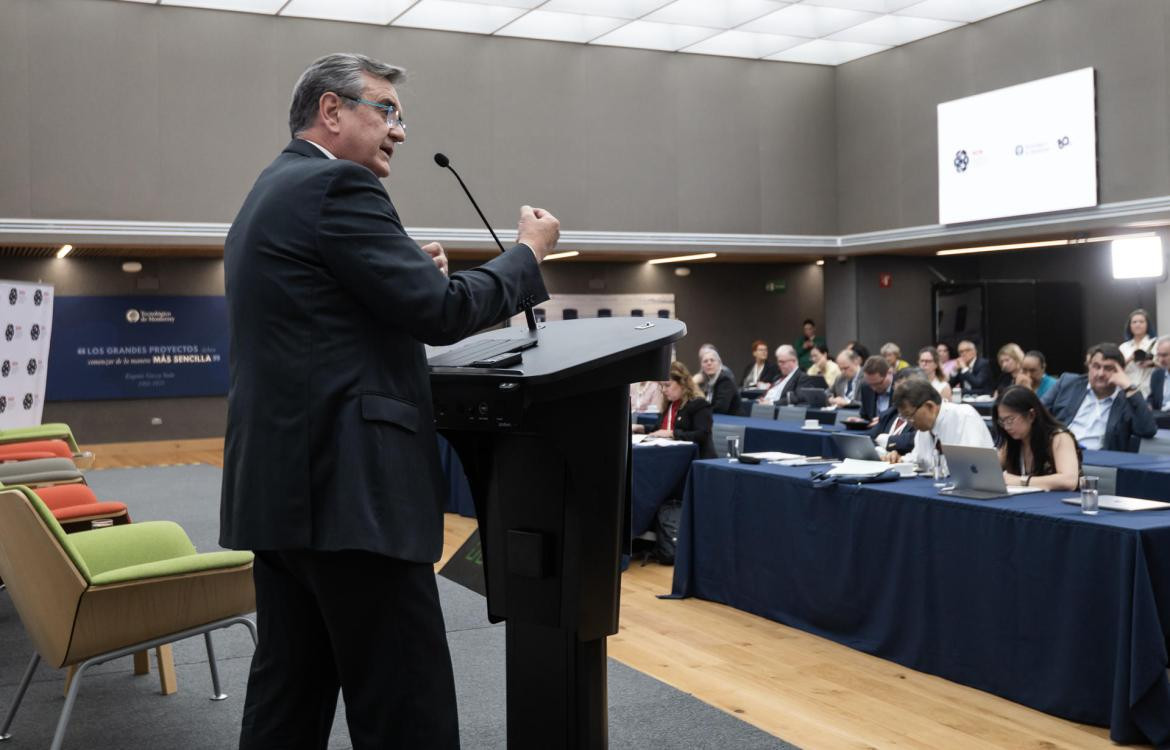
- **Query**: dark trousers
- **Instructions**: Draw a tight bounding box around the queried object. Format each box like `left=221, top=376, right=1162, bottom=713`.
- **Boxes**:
left=239, top=549, right=459, bottom=750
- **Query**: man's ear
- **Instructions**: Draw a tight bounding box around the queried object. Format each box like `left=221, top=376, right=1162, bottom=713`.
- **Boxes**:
left=318, top=92, right=344, bottom=134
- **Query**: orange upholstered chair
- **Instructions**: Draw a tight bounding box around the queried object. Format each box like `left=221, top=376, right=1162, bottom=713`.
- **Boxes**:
left=0, top=439, right=75, bottom=462
left=34, top=483, right=130, bottom=533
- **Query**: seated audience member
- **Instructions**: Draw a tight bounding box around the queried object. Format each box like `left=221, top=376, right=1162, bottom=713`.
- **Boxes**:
left=806, top=344, right=840, bottom=387
left=857, top=356, right=894, bottom=422
left=880, top=342, right=910, bottom=371
left=632, top=362, right=715, bottom=458
left=761, top=345, right=815, bottom=404
left=871, top=367, right=925, bottom=455
left=916, top=346, right=953, bottom=402
left=1121, top=307, right=1156, bottom=396
left=846, top=340, right=871, bottom=360
left=937, top=342, right=959, bottom=379
left=1042, top=342, right=1158, bottom=452
left=1148, top=335, right=1170, bottom=411
left=829, top=349, right=864, bottom=407
left=1019, top=350, right=1057, bottom=399
left=885, top=379, right=993, bottom=469
left=950, top=340, right=993, bottom=396
left=696, top=345, right=738, bottom=415
left=795, top=319, right=827, bottom=371
left=995, top=385, right=1081, bottom=491
left=994, top=343, right=1026, bottom=398
left=740, top=339, right=779, bottom=388
left=630, top=380, right=663, bottom=413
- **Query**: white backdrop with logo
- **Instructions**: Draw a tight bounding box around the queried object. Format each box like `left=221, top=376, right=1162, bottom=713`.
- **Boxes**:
left=0, top=280, right=54, bottom=428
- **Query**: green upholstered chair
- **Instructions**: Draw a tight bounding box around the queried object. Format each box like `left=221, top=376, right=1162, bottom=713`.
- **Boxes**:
left=0, top=486, right=256, bottom=750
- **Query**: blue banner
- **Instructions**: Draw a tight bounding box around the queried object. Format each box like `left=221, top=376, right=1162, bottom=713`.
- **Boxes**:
left=46, top=296, right=229, bottom=401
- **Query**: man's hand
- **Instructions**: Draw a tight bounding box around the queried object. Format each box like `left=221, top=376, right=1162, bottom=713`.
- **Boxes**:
left=517, top=205, right=560, bottom=262
left=884, top=451, right=902, bottom=464
left=421, top=242, right=448, bottom=276
left=1013, top=370, right=1031, bottom=387
left=649, top=429, right=673, bottom=439
left=1106, top=364, right=1132, bottom=392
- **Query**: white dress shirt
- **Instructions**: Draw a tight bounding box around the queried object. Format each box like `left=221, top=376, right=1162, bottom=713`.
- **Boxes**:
left=903, top=401, right=993, bottom=471
left=763, top=370, right=798, bottom=404
left=302, top=138, right=337, bottom=159
left=1067, top=385, right=1118, bottom=451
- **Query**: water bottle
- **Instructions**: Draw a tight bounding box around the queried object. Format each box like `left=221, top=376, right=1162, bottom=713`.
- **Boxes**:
left=952, top=385, right=962, bottom=404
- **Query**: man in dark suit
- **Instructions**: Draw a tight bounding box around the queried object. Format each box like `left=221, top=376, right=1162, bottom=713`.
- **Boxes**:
left=857, top=355, right=894, bottom=422
left=760, top=344, right=815, bottom=404
left=220, top=53, right=559, bottom=749
left=1148, top=335, right=1170, bottom=411
left=828, top=348, right=863, bottom=407
left=1042, top=343, right=1157, bottom=452
left=950, top=339, right=993, bottom=396
left=869, top=367, right=923, bottom=454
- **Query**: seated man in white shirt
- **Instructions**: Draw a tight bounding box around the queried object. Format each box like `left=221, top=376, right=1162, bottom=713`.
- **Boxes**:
left=760, top=344, right=814, bottom=404
left=884, top=378, right=993, bottom=472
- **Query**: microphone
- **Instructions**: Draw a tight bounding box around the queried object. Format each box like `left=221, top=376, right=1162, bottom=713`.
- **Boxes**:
left=434, top=152, right=537, bottom=331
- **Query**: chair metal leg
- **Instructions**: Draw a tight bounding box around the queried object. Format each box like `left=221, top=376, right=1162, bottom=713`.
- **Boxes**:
left=50, top=657, right=93, bottom=750
left=239, top=616, right=258, bottom=646
left=0, top=652, right=40, bottom=741
left=203, top=633, right=227, bottom=701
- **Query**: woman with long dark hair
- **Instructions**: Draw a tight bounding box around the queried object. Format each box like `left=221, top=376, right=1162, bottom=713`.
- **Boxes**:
left=995, top=385, right=1081, bottom=491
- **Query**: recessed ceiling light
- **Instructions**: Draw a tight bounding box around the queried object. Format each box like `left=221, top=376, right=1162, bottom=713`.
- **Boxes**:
left=496, top=10, right=626, bottom=42
left=56, top=244, right=73, bottom=259
left=280, top=0, right=418, bottom=24
left=683, top=30, right=804, bottom=59
left=161, top=0, right=286, bottom=14
left=393, top=0, right=527, bottom=33
left=592, top=20, right=720, bottom=51
left=648, top=252, right=717, bottom=265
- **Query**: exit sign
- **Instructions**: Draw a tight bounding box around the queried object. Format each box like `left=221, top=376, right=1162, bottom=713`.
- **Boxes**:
left=764, top=280, right=787, bottom=293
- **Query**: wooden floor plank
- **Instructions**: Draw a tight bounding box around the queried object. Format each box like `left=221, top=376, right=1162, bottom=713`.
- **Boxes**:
left=85, top=438, right=1140, bottom=749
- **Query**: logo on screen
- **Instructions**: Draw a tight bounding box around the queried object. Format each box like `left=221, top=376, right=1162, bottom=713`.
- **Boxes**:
left=1, top=361, right=9, bottom=378
left=33, top=290, right=43, bottom=306
left=7, top=289, right=15, bottom=306
left=26, top=359, right=36, bottom=376
left=0, top=396, right=6, bottom=413
left=125, top=309, right=141, bottom=323
left=4, top=325, right=12, bottom=342
left=953, top=150, right=969, bottom=173
left=1057, top=135, right=1070, bottom=149
left=970, top=464, right=979, bottom=474
left=29, top=324, right=39, bottom=341
left=22, top=393, right=33, bottom=410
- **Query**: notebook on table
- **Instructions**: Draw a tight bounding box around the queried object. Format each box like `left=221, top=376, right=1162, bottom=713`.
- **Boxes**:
left=1060, top=495, right=1170, bottom=512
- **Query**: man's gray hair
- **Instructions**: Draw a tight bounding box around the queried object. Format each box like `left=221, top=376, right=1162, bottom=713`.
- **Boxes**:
left=775, top=344, right=797, bottom=358
left=1156, top=334, right=1170, bottom=349
left=289, top=53, right=405, bottom=137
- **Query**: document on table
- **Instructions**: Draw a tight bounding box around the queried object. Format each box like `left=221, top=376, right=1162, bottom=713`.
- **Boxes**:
left=635, top=436, right=694, bottom=447
left=741, top=451, right=803, bottom=462
left=1006, top=486, right=1045, bottom=494
left=825, top=458, right=909, bottom=477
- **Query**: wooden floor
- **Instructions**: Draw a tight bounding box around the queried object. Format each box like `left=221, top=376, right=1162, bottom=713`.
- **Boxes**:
left=83, top=438, right=1137, bottom=750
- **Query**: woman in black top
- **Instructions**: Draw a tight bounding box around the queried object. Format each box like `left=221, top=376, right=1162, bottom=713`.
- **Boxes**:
left=634, top=361, right=716, bottom=458
left=697, top=346, right=738, bottom=415
left=995, top=385, right=1081, bottom=491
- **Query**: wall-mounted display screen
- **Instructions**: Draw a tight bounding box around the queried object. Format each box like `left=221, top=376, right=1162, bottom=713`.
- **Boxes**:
left=937, top=67, right=1097, bottom=225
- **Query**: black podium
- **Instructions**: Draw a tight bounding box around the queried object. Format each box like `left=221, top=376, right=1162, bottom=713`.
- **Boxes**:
left=429, top=317, right=685, bottom=749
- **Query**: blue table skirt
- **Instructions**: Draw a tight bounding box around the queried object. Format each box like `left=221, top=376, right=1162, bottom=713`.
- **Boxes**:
left=671, top=459, right=1170, bottom=745
left=1084, top=449, right=1170, bottom=502
left=714, top=414, right=847, bottom=458
left=440, top=435, right=697, bottom=539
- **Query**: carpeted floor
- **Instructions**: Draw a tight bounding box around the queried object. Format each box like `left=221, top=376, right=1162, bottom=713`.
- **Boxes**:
left=0, top=465, right=794, bottom=749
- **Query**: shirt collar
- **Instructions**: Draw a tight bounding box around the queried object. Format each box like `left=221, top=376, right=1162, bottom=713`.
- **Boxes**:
left=302, top=138, right=337, bottom=159
left=1085, top=383, right=1120, bottom=403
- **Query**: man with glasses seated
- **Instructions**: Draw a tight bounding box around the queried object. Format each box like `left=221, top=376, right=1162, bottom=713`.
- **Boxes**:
left=883, top=379, right=993, bottom=471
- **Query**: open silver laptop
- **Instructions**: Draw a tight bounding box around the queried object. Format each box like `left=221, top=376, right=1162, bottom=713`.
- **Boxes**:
left=1060, top=495, right=1170, bottom=512
left=939, top=444, right=1044, bottom=500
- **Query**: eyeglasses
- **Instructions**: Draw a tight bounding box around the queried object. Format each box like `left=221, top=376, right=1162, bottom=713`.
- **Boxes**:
left=997, top=413, right=1028, bottom=428
left=898, top=402, right=925, bottom=421
left=340, top=95, right=406, bottom=133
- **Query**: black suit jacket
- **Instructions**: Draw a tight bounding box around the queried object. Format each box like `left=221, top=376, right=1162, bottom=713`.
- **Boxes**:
left=704, top=368, right=739, bottom=415
left=768, top=370, right=817, bottom=405
left=857, top=382, right=893, bottom=421
left=950, top=357, right=993, bottom=396
left=740, top=360, right=779, bottom=388
left=220, top=139, right=548, bottom=563
left=1149, top=368, right=1167, bottom=411
left=868, top=407, right=917, bottom=454
left=658, top=398, right=716, bottom=459
left=1042, top=373, right=1158, bottom=453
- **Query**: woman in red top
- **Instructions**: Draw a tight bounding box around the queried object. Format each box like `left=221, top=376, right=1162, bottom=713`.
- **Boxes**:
left=634, top=361, right=715, bottom=458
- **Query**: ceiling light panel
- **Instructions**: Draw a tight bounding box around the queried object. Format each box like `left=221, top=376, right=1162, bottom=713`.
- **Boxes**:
left=895, top=0, right=1041, bottom=23
left=591, top=20, right=719, bottom=51
left=645, top=0, right=787, bottom=29
left=393, top=0, right=526, bottom=33
left=495, top=10, right=627, bottom=42
left=457, top=0, right=543, bottom=8
left=683, top=30, right=804, bottom=59
left=161, top=0, right=285, bottom=13
left=767, top=38, right=889, bottom=64
left=743, top=3, right=877, bottom=37
left=540, top=0, right=673, bottom=19
left=801, top=0, right=920, bottom=11
left=280, top=0, right=418, bottom=24
left=829, top=13, right=962, bottom=45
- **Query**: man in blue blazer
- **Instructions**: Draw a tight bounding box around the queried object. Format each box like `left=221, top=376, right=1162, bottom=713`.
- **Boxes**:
left=949, top=339, right=993, bottom=396
left=221, top=53, right=558, bottom=748
left=869, top=367, right=924, bottom=454
left=1042, top=343, right=1157, bottom=452
left=857, top=355, right=894, bottom=422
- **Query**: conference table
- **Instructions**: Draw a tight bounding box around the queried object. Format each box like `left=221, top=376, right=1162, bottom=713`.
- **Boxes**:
left=440, top=434, right=696, bottom=537
left=669, top=458, right=1170, bottom=745
left=714, top=414, right=849, bottom=458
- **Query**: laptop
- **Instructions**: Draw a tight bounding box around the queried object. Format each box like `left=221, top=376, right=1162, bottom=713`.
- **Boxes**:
left=798, top=388, right=829, bottom=409
left=939, top=444, right=1044, bottom=500
left=832, top=433, right=881, bottom=461
left=1060, top=495, right=1170, bottom=512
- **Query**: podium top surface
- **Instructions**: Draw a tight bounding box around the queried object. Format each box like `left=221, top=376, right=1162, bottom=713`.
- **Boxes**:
left=427, top=317, right=685, bottom=385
